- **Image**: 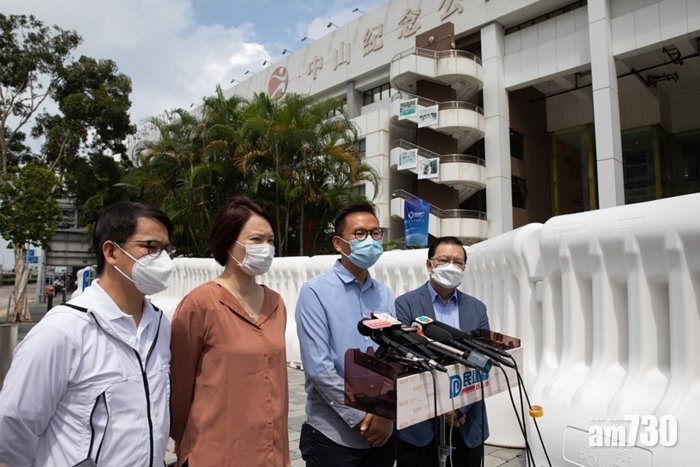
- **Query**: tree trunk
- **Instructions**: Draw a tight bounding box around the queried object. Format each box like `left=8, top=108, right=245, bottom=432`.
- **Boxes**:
left=12, top=245, right=31, bottom=322
left=0, top=127, right=6, bottom=175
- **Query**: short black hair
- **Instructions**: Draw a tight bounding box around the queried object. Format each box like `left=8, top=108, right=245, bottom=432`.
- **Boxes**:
left=333, top=201, right=377, bottom=235
left=210, top=196, right=274, bottom=266
left=427, top=236, right=467, bottom=262
left=93, top=202, right=174, bottom=275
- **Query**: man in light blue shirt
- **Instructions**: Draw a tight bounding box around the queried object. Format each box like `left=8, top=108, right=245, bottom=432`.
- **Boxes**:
left=296, top=201, right=396, bottom=467
left=395, top=236, right=490, bottom=467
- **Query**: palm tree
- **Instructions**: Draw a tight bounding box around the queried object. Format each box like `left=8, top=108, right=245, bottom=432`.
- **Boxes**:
left=125, top=90, right=379, bottom=257
left=128, top=89, right=249, bottom=257
left=236, top=92, right=379, bottom=256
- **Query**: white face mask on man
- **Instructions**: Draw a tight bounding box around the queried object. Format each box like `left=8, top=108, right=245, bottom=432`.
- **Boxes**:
left=113, top=243, right=174, bottom=295
left=230, top=241, right=275, bottom=276
left=430, top=263, right=464, bottom=289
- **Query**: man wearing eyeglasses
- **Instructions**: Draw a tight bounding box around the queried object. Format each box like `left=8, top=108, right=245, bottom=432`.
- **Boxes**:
left=296, top=201, right=396, bottom=467
left=0, top=201, right=175, bottom=466
left=395, top=236, right=490, bottom=467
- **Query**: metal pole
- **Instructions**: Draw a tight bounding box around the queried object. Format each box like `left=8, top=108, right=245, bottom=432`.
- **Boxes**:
left=438, top=418, right=449, bottom=467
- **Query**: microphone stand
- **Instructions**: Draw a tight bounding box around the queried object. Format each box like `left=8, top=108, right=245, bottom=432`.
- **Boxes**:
left=428, top=366, right=451, bottom=467
left=438, top=419, right=450, bottom=467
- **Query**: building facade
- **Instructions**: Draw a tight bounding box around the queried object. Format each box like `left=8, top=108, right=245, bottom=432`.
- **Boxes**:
left=228, top=0, right=700, bottom=244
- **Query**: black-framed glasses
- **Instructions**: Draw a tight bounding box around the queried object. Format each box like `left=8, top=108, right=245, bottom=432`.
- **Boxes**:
left=430, top=256, right=466, bottom=269
left=116, top=240, right=173, bottom=257
left=344, top=228, right=384, bottom=241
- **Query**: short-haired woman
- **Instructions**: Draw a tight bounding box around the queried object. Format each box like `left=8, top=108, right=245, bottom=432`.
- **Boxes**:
left=170, top=196, right=290, bottom=466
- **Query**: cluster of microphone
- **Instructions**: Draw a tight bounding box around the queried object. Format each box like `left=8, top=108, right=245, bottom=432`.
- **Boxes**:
left=357, top=313, right=516, bottom=374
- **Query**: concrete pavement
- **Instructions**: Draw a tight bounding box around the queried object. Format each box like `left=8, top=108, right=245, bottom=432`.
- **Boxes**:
left=1, top=285, right=526, bottom=466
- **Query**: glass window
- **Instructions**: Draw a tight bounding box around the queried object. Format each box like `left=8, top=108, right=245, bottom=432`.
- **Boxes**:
left=551, top=125, right=596, bottom=214
left=622, top=127, right=656, bottom=204
left=512, top=177, right=527, bottom=208
left=672, top=129, right=700, bottom=196
left=355, top=138, right=366, bottom=158
left=325, top=99, right=348, bottom=119
left=351, top=183, right=366, bottom=197
left=362, top=82, right=393, bottom=105
left=510, top=129, right=524, bottom=160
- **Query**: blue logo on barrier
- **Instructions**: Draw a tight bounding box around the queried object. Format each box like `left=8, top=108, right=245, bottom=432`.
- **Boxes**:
left=449, top=370, right=489, bottom=398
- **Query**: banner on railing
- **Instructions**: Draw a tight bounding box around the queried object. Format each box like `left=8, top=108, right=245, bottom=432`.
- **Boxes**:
left=418, top=157, right=439, bottom=179
left=418, top=105, right=438, bottom=127
left=398, top=148, right=418, bottom=170
left=399, top=98, right=417, bottom=119
left=404, top=197, right=431, bottom=247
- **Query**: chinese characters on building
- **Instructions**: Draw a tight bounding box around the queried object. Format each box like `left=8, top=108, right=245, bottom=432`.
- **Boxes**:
left=305, top=2, right=463, bottom=81
left=307, top=55, right=323, bottom=79
left=363, top=25, right=384, bottom=56
left=334, top=42, right=351, bottom=70
left=398, top=8, right=422, bottom=38
left=439, top=0, right=464, bottom=21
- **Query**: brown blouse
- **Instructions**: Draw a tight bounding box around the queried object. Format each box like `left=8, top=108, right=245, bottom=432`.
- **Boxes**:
left=170, top=281, right=290, bottom=467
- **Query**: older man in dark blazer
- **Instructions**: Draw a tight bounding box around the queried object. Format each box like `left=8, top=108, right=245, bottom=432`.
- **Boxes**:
left=395, top=236, right=489, bottom=467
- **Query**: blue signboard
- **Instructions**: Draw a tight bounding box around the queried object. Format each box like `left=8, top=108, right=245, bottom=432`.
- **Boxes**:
left=26, top=249, right=39, bottom=264
left=404, top=197, right=431, bottom=248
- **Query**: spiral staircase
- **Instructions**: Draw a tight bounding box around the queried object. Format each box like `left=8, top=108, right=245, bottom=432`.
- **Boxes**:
left=389, top=46, right=488, bottom=244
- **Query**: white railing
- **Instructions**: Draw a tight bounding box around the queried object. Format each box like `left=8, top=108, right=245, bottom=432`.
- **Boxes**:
left=150, top=193, right=700, bottom=464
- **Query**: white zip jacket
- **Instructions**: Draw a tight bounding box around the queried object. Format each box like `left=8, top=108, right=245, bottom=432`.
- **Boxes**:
left=0, top=282, right=170, bottom=466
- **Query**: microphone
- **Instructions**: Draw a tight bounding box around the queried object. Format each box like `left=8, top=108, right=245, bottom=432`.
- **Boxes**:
left=406, top=324, right=493, bottom=372
left=366, top=314, right=491, bottom=371
left=357, top=319, right=447, bottom=372
left=414, top=316, right=516, bottom=369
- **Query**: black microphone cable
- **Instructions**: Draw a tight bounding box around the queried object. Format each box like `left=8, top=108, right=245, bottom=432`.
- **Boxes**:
left=498, top=366, right=537, bottom=466
left=513, top=360, right=552, bottom=467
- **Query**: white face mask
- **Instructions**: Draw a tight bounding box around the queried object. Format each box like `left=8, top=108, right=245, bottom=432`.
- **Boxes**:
left=230, top=241, right=275, bottom=276
left=114, top=243, right=174, bottom=295
left=430, top=263, right=464, bottom=289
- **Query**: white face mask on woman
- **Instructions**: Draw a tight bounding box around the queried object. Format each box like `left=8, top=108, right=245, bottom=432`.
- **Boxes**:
left=230, top=241, right=275, bottom=276
left=430, top=263, right=464, bottom=289
left=113, top=244, right=174, bottom=295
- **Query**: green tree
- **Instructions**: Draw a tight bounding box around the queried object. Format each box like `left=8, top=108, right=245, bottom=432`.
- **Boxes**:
left=1, top=14, right=136, bottom=320
left=0, top=13, right=81, bottom=174
left=237, top=93, right=378, bottom=255
left=0, top=163, right=61, bottom=321
left=129, top=88, right=249, bottom=257
left=128, top=90, right=378, bottom=258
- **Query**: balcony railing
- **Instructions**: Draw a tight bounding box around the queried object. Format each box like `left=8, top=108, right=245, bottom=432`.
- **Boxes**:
left=391, top=47, right=482, bottom=65
left=392, top=91, right=483, bottom=115
left=391, top=139, right=485, bottom=166
left=392, top=189, right=487, bottom=220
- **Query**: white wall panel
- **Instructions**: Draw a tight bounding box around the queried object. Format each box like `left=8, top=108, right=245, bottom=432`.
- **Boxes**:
left=555, top=33, right=577, bottom=72
left=689, top=0, right=700, bottom=32
left=611, top=11, right=636, bottom=52
left=634, top=3, right=662, bottom=49
left=537, top=41, right=557, bottom=77
left=555, top=11, right=576, bottom=36
left=659, top=0, right=688, bottom=40
left=538, top=18, right=557, bottom=43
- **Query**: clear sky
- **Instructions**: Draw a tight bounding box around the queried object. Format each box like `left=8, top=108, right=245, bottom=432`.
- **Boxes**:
left=3, top=0, right=386, bottom=127
left=1, top=0, right=386, bottom=270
